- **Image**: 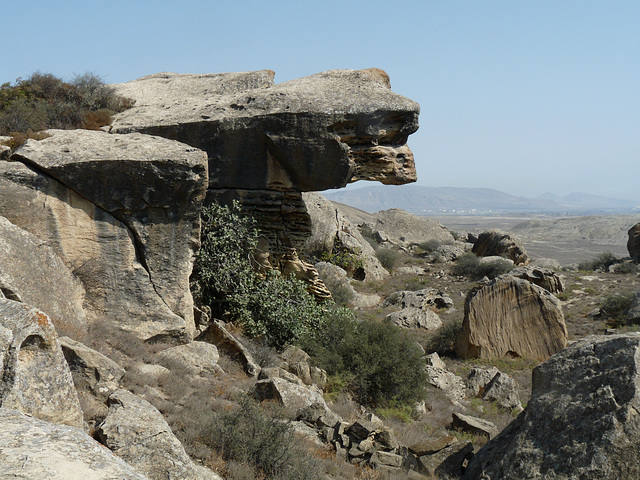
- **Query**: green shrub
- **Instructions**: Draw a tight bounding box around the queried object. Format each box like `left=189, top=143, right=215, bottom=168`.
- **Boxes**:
left=299, top=311, right=428, bottom=407
left=578, top=252, right=620, bottom=272
left=201, top=397, right=320, bottom=480
left=426, top=318, right=463, bottom=356
left=450, top=252, right=513, bottom=279
left=417, top=239, right=442, bottom=253
left=0, top=72, right=133, bottom=139
left=600, top=292, right=635, bottom=327
left=610, top=261, right=638, bottom=275
left=376, top=248, right=402, bottom=272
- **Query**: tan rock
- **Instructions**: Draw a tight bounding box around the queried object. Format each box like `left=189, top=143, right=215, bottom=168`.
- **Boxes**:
left=472, top=229, right=528, bottom=265
left=0, top=299, right=83, bottom=427
left=628, top=222, right=640, bottom=261
left=455, top=276, right=567, bottom=360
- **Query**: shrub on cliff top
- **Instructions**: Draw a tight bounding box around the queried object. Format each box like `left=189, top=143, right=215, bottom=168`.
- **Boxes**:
left=0, top=71, right=133, bottom=139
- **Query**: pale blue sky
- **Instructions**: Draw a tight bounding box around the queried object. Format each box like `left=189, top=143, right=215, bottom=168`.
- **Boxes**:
left=5, top=1, right=639, bottom=201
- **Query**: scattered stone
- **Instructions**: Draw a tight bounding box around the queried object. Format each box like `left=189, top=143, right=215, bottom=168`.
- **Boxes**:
left=451, top=412, right=499, bottom=439
left=0, top=299, right=83, bottom=428
left=464, top=333, right=640, bottom=479
left=425, top=365, right=467, bottom=402
left=59, top=336, right=125, bottom=400
left=254, top=377, right=329, bottom=418
left=417, top=441, right=474, bottom=478
left=96, top=389, right=220, bottom=480
left=465, top=367, right=500, bottom=396
left=201, top=319, right=260, bottom=377
left=482, top=371, right=523, bottom=412
left=315, top=262, right=380, bottom=309
left=155, top=341, right=219, bottom=377
left=455, top=276, right=567, bottom=360
left=384, top=288, right=453, bottom=330
left=408, top=435, right=457, bottom=456
left=424, top=352, right=447, bottom=370
left=472, top=229, right=528, bottom=265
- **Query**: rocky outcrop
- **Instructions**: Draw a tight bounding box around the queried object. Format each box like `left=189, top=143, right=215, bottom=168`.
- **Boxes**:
left=455, top=276, right=567, bottom=360
left=384, top=288, right=453, bottom=330
left=0, top=215, right=87, bottom=338
left=315, top=262, right=380, bottom=309
left=303, top=192, right=388, bottom=280
left=2, top=129, right=208, bottom=341
left=155, top=341, right=219, bottom=377
left=510, top=265, right=564, bottom=293
left=0, top=299, right=83, bottom=427
left=628, top=222, right=640, bottom=261
left=0, top=408, right=148, bottom=480
left=96, top=389, right=220, bottom=480
left=254, top=377, right=329, bottom=418
left=368, top=209, right=454, bottom=248
left=464, top=334, right=640, bottom=479
left=109, top=69, right=419, bottom=295
left=109, top=69, right=418, bottom=190
left=472, top=229, right=528, bottom=265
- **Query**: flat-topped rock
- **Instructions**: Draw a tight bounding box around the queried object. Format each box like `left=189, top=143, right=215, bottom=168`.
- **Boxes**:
left=109, top=68, right=419, bottom=191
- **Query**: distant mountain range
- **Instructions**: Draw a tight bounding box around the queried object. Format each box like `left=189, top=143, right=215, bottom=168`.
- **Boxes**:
left=322, top=185, right=640, bottom=215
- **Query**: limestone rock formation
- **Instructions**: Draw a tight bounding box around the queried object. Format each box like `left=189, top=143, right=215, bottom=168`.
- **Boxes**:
left=109, top=69, right=418, bottom=190
left=96, top=389, right=220, bottom=480
left=510, top=265, right=564, bottom=293
left=303, top=192, right=388, bottom=280
left=464, top=334, right=640, bottom=479
left=0, top=408, right=148, bottom=480
left=255, top=377, right=330, bottom=418
left=628, top=222, right=640, bottom=261
left=0, top=299, right=83, bottom=428
left=472, top=229, right=529, bottom=265
left=155, top=341, right=219, bottom=377
left=383, top=288, right=453, bottom=330
left=369, top=209, right=454, bottom=248
left=2, top=129, right=208, bottom=341
left=455, top=276, right=567, bottom=360
left=0, top=215, right=87, bottom=337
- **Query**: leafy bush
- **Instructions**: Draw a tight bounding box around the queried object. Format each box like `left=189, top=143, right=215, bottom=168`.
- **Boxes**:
left=417, top=239, right=442, bottom=253
left=299, top=311, right=428, bottom=407
left=450, top=252, right=513, bottom=279
left=578, top=252, right=620, bottom=272
left=0, top=71, right=133, bottom=139
left=426, top=318, right=463, bottom=356
left=201, top=397, right=320, bottom=480
left=376, top=248, right=402, bottom=272
left=600, top=292, right=635, bottom=327
left=610, top=261, right=638, bottom=275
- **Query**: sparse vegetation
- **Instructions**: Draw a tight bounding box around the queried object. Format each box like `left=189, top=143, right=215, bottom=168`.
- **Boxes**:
left=0, top=72, right=133, bottom=146
left=375, top=247, right=402, bottom=272
left=426, top=318, right=463, bottom=356
left=450, top=252, right=513, bottom=279
left=320, top=237, right=364, bottom=278
left=600, top=292, right=635, bottom=327
left=578, top=252, right=622, bottom=273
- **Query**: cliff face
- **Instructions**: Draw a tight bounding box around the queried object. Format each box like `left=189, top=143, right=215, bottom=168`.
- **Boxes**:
left=109, top=68, right=420, bottom=288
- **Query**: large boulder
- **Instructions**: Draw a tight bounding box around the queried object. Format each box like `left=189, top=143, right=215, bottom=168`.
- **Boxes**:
left=0, top=215, right=87, bottom=338
left=96, top=389, right=220, bottom=480
left=109, top=69, right=419, bottom=191
left=371, top=209, right=454, bottom=247
left=0, top=408, right=148, bottom=480
left=383, top=288, right=453, bottom=330
left=455, top=276, right=567, bottom=360
left=628, top=222, right=640, bottom=261
left=464, top=334, right=640, bottom=479
left=2, top=129, right=208, bottom=341
left=0, top=299, right=83, bottom=427
left=510, top=265, right=564, bottom=293
left=303, top=192, right=388, bottom=280
left=472, top=229, right=529, bottom=265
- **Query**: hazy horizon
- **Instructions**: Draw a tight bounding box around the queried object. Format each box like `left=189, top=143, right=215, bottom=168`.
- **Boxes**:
left=4, top=1, right=639, bottom=201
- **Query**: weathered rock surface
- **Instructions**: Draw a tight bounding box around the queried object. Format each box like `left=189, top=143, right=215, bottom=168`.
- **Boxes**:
left=110, top=69, right=419, bottom=190
left=628, top=222, right=640, bottom=261
left=452, top=412, right=499, bottom=439
left=417, top=441, right=474, bottom=478
left=456, top=276, right=567, bottom=360
left=0, top=215, right=87, bottom=337
left=627, top=293, right=640, bottom=325
left=384, top=288, right=453, bottom=330
left=510, top=265, right=564, bottom=293
left=60, top=336, right=125, bottom=401
left=201, top=319, right=260, bottom=377
left=303, top=192, right=388, bottom=280
left=315, top=262, right=380, bottom=308
left=464, top=334, right=640, bottom=479
left=0, top=299, right=83, bottom=427
left=0, top=408, right=148, bottom=480
left=371, top=209, right=454, bottom=247
left=8, top=129, right=208, bottom=340
left=472, top=229, right=529, bottom=265
left=155, top=341, right=219, bottom=377
left=482, top=371, right=523, bottom=411
left=466, top=366, right=500, bottom=396
left=255, top=377, right=329, bottom=418
left=96, top=389, right=220, bottom=480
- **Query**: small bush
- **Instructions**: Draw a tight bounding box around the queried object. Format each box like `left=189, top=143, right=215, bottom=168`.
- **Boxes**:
left=0, top=71, right=133, bottom=139
left=376, top=248, right=402, bottom=272
left=319, top=237, right=364, bottom=277
left=299, top=310, right=428, bottom=407
left=450, top=252, right=513, bottom=279
left=610, top=261, right=638, bottom=275
left=578, top=252, right=620, bottom=272
left=417, top=239, right=442, bottom=253
left=201, top=397, right=321, bottom=480
left=426, top=318, right=463, bottom=356
left=600, top=292, right=635, bottom=327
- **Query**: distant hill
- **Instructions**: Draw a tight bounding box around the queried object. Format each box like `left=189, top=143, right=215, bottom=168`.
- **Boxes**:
left=323, top=185, right=640, bottom=215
